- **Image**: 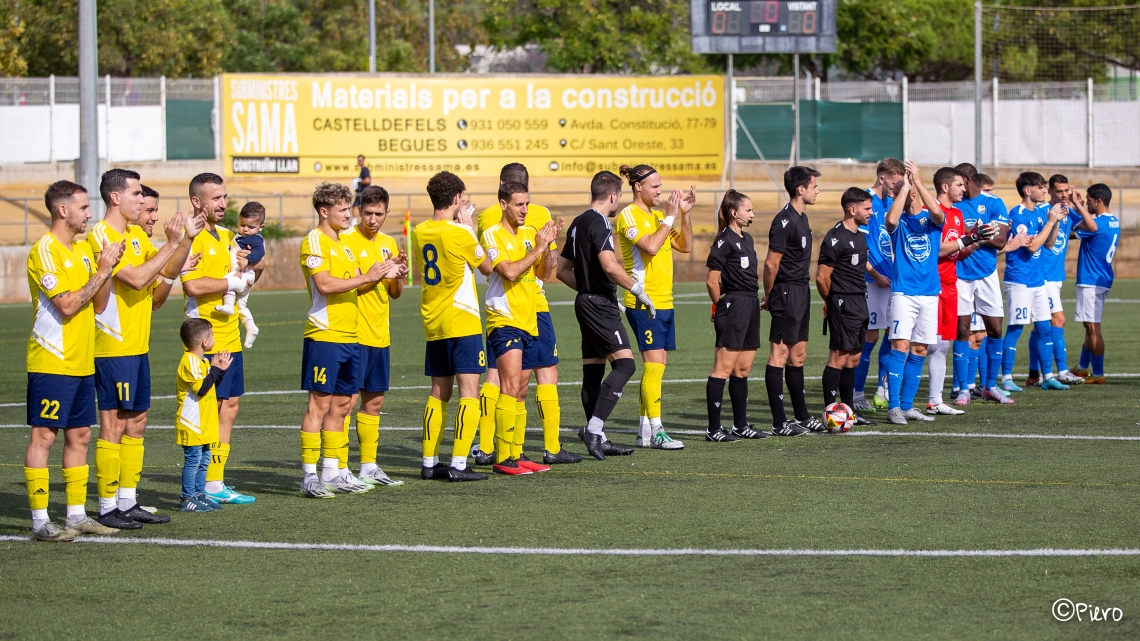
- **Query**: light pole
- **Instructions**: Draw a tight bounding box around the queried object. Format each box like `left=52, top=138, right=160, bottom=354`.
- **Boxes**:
left=429, top=0, right=436, bottom=73
left=974, top=1, right=983, bottom=171
left=77, top=0, right=100, bottom=216
left=369, top=0, right=376, bottom=73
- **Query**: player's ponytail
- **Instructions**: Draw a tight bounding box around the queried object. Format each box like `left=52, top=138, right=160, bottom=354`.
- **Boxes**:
left=619, top=164, right=657, bottom=187
left=718, top=189, right=749, bottom=232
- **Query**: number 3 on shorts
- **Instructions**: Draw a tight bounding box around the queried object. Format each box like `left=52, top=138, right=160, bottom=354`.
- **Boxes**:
left=644, top=330, right=653, bottom=345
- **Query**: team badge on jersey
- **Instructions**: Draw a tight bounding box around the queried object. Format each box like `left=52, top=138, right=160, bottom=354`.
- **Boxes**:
left=851, top=254, right=859, bottom=265
left=131, top=238, right=141, bottom=255
left=524, top=240, right=533, bottom=251
left=344, top=247, right=354, bottom=261
left=82, top=256, right=93, bottom=272
left=740, top=257, right=749, bottom=269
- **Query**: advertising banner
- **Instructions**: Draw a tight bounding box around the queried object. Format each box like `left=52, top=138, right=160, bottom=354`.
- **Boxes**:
left=222, top=73, right=724, bottom=177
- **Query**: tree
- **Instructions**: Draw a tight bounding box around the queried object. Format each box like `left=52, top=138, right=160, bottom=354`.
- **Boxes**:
left=0, top=5, right=28, bottom=77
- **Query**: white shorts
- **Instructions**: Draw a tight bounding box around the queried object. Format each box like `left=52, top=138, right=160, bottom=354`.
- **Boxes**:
left=1045, top=280, right=1064, bottom=316
left=866, top=284, right=892, bottom=330
left=969, top=312, right=985, bottom=332
left=1004, top=282, right=1051, bottom=325
left=889, top=293, right=939, bottom=345
left=957, top=272, right=1003, bottom=318
left=1074, top=285, right=1109, bottom=323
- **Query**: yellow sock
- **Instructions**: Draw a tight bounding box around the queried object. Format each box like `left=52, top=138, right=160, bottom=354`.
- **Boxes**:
left=512, top=400, right=527, bottom=459
left=61, top=464, right=89, bottom=509
left=95, top=439, right=121, bottom=500
left=478, top=382, right=500, bottom=454
left=320, top=429, right=340, bottom=461
left=333, top=428, right=349, bottom=469
left=422, top=397, right=446, bottom=461
left=24, top=467, right=49, bottom=510
left=494, top=393, right=516, bottom=463
left=356, top=412, right=380, bottom=465
left=206, top=442, right=229, bottom=483
left=344, top=414, right=351, bottom=431
left=300, top=431, right=322, bottom=465
left=642, top=362, right=666, bottom=421
left=453, top=398, right=479, bottom=462
left=118, top=435, right=144, bottom=490
left=536, top=383, right=561, bottom=454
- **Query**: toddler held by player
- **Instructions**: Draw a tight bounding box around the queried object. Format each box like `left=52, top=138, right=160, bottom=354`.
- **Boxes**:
left=215, top=202, right=265, bottom=348
left=176, top=319, right=231, bottom=512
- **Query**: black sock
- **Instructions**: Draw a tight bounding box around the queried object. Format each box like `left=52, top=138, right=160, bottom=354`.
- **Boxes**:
left=822, top=366, right=841, bottom=407
left=592, top=358, right=636, bottom=423
left=1028, top=369, right=1040, bottom=379
left=728, top=375, right=749, bottom=429
left=706, top=377, right=726, bottom=432
left=840, top=367, right=856, bottom=409
left=785, top=365, right=809, bottom=421
left=581, top=363, right=606, bottom=419
left=765, top=365, right=786, bottom=427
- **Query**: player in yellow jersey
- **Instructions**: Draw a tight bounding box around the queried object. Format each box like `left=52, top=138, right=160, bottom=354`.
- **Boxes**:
left=481, top=182, right=563, bottom=476
left=298, top=182, right=402, bottom=498
left=411, top=171, right=492, bottom=482
left=474, top=163, right=582, bottom=467
left=87, top=169, right=201, bottom=529
left=24, top=181, right=124, bottom=541
left=340, top=185, right=408, bottom=487
left=181, top=173, right=263, bottom=505
left=175, top=319, right=230, bottom=512
left=614, top=164, right=694, bottom=450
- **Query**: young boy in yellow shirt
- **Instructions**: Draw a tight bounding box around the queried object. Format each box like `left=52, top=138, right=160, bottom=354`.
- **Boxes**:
left=176, top=318, right=231, bottom=512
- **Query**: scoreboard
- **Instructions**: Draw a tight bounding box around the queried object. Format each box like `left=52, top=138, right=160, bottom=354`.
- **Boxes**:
left=690, top=0, right=836, bottom=54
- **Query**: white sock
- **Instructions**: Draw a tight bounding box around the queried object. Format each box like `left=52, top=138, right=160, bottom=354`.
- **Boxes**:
left=638, top=416, right=651, bottom=440
left=968, top=383, right=976, bottom=390
left=31, top=509, right=49, bottom=530
left=1002, top=374, right=1012, bottom=383
left=205, top=480, right=225, bottom=493
left=649, top=416, right=663, bottom=429
left=98, top=497, right=117, bottom=515
left=927, top=340, right=950, bottom=406
left=587, top=417, right=605, bottom=435
left=321, top=458, right=339, bottom=482
left=302, top=463, right=317, bottom=475
left=876, top=385, right=887, bottom=399
left=854, top=391, right=865, bottom=401
left=339, top=467, right=350, bottom=479
left=360, top=462, right=378, bottom=474
left=66, top=504, right=86, bottom=523
left=1059, top=368, right=1070, bottom=376
left=117, top=487, right=137, bottom=512
left=450, top=457, right=467, bottom=470
left=423, top=456, right=439, bottom=467
left=1044, top=372, right=1055, bottom=380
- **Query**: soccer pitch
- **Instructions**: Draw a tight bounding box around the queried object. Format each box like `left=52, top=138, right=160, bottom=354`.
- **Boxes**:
left=2, top=280, right=1139, bottom=639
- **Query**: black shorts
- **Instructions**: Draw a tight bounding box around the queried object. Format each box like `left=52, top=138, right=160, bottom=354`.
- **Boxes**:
left=768, top=282, right=811, bottom=345
left=826, top=292, right=870, bottom=352
left=715, top=292, right=761, bottom=350
left=574, top=293, right=630, bottom=360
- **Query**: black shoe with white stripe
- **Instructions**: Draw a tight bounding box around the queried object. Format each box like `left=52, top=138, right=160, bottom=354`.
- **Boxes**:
left=705, top=427, right=742, bottom=442
left=798, top=417, right=828, bottom=433
left=730, top=424, right=771, bottom=439
left=772, top=420, right=809, bottom=437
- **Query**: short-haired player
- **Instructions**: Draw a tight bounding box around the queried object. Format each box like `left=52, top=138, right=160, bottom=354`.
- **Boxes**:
left=1072, top=184, right=1120, bottom=384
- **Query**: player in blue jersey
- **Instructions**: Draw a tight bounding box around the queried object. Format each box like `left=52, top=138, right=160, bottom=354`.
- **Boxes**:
left=1072, top=183, right=1120, bottom=384
left=1026, top=175, right=1096, bottom=387
left=854, top=158, right=905, bottom=412
left=1001, top=172, right=1068, bottom=392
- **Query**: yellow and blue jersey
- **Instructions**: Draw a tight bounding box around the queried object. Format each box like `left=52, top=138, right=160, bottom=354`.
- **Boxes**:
left=300, top=229, right=360, bottom=344
left=88, top=221, right=159, bottom=357
left=26, top=232, right=97, bottom=376
left=411, top=219, right=484, bottom=341
left=182, top=227, right=242, bottom=353
left=341, top=226, right=400, bottom=348
left=615, top=203, right=678, bottom=310
left=482, top=223, right=540, bottom=336
left=479, top=203, right=555, bottom=313
left=175, top=352, right=219, bottom=446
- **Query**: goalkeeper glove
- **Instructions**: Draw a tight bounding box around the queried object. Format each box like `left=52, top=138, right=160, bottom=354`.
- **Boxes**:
left=630, top=281, right=656, bottom=320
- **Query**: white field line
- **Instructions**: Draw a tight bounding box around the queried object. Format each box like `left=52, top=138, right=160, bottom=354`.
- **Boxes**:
left=0, top=534, right=1136, bottom=557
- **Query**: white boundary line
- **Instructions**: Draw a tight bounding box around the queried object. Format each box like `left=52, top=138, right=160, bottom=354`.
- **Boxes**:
left=0, top=534, right=1136, bottom=557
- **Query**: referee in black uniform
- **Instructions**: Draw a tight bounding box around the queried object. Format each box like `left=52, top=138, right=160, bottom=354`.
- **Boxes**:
left=556, top=171, right=655, bottom=460
left=704, top=190, right=769, bottom=441
left=817, top=188, right=877, bottom=427
left=762, top=166, right=822, bottom=435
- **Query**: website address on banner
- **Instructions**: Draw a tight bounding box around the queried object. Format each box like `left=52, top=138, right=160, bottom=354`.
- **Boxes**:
left=315, top=160, right=479, bottom=174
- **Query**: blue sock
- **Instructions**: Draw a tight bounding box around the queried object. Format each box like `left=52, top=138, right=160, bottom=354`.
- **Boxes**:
left=985, top=336, right=1003, bottom=389
left=1033, top=320, right=1054, bottom=375
left=968, top=346, right=980, bottom=388
left=887, top=349, right=907, bottom=410
left=877, top=336, right=891, bottom=391
left=1002, top=325, right=1023, bottom=377
left=1080, top=346, right=1092, bottom=370
left=1028, top=329, right=1040, bottom=373
left=1092, top=354, right=1105, bottom=377
left=952, top=341, right=970, bottom=393
left=900, top=353, right=926, bottom=411
left=1052, top=326, right=1068, bottom=372
left=854, top=341, right=875, bottom=393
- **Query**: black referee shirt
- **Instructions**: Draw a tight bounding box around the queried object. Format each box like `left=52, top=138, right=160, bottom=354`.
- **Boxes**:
left=706, top=227, right=759, bottom=294
left=818, top=221, right=868, bottom=295
left=560, top=209, right=617, bottom=297
left=768, top=203, right=813, bottom=284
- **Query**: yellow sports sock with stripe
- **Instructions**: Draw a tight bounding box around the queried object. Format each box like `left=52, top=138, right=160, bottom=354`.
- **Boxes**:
left=95, top=439, right=121, bottom=500
left=206, top=442, right=229, bottom=482
left=118, top=435, right=144, bottom=490
left=642, top=362, right=666, bottom=421
left=300, top=430, right=322, bottom=465
left=335, top=428, right=350, bottom=470
left=344, top=414, right=351, bottom=431
left=536, top=383, right=561, bottom=454
left=494, top=393, right=516, bottom=463
left=320, top=429, right=340, bottom=461
left=356, top=412, right=380, bottom=465
left=24, top=467, right=49, bottom=510
left=511, top=400, right=527, bottom=459
left=422, top=397, right=446, bottom=465
left=477, top=382, right=500, bottom=454
left=451, top=398, right=479, bottom=465
left=62, top=464, right=89, bottom=510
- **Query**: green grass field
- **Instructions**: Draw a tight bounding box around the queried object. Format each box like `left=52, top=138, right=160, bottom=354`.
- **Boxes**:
left=2, top=280, right=1139, bottom=640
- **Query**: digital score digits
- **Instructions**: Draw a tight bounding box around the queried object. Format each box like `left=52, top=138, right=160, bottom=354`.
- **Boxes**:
left=708, top=1, right=819, bottom=35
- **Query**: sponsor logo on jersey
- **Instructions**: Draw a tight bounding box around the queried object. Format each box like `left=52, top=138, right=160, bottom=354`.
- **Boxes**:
left=904, top=233, right=931, bottom=262
left=878, top=227, right=893, bottom=259
left=781, top=219, right=789, bottom=228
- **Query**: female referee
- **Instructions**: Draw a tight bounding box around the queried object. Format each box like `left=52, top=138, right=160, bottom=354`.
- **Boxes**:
left=704, top=190, right=770, bottom=441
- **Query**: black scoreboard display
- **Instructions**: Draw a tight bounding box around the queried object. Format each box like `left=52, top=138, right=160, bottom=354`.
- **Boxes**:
left=691, top=0, right=836, bottom=53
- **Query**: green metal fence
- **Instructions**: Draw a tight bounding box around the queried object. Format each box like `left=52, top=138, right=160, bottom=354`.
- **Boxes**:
left=165, top=100, right=215, bottom=160
left=737, top=101, right=903, bottom=162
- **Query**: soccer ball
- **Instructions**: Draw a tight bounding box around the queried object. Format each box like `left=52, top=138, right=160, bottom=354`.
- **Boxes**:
left=823, top=402, right=853, bottom=433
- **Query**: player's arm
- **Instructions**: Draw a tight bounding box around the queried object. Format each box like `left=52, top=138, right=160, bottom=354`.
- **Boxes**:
left=555, top=255, right=577, bottom=291
left=905, top=160, right=943, bottom=226
left=385, top=252, right=407, bottom=299
left=1024, top=207, right=1062, bottom=254
left=815, top=264, right=833, bottom=300
left=884, top=179, right=911, bottom=233
left=1069, top=191, right=1097, bottom=233
left=704, top=237, right=727, bottom=304
left=154, top=252, right=200, bottom=310
left=312, top=264, right=384, bottom=295
left=669, top=186, right=696, bottom=254
left=49, top=241, right=124, bottom=319
left=866, top=264, right=889, bottom=288
left=494, top=224, right=559, bottom=282
left=599, top=249, right=637, bottom=291
left=112, top=212, right=187, bottom=290
left=760, top=249, right=782, bottom=309
left=705, top=270, right=722, bottom=304
left=159, top=210, right=204, bottom=282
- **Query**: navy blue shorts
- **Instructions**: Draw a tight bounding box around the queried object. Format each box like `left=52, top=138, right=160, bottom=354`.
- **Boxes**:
left=360, top=345, right=390, bottom=393
left=425, top=335, right=486, bottom=377
left=301, top=339, right=361, bottom=395
left=94, top=354, right=151, bottom=411
left=488, top=326, right=534, bottom=363
left=625, top=308, right=676, bottom=352
left=27, top=373, right=95, bottom=429
left=205, top=350, right=244, bottom=399
left=524, top=312, right=559, bottom=369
